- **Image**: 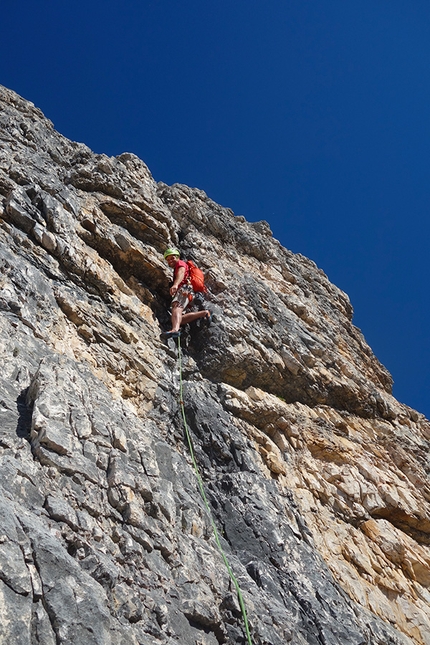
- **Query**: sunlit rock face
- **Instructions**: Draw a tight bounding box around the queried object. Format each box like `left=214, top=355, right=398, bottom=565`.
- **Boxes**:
left=1, top=84, right=429, bottom=645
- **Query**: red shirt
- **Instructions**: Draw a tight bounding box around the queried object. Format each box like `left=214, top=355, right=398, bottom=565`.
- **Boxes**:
left=174, top=260, right=190, bottom=289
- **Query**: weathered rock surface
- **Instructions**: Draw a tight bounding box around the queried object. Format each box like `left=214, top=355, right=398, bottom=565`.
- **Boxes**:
left=1, top=84, right=429, bottom=644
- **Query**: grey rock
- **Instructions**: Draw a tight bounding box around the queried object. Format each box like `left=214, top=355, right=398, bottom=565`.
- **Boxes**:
left=0, top=83, right=427, bottom=645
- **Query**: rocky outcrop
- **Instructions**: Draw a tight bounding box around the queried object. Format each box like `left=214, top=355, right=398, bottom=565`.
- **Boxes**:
left=1, top=84, right=429, bottom=644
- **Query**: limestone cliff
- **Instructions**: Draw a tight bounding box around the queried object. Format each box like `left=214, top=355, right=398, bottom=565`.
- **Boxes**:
left=1, top=85, right=429, bottom=645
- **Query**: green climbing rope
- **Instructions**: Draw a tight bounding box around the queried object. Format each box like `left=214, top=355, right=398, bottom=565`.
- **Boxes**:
left=177, top=337, right=253, bottom=645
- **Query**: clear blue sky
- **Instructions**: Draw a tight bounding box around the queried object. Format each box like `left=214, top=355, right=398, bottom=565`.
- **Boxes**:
left=2, top=1, right=429, bottom=418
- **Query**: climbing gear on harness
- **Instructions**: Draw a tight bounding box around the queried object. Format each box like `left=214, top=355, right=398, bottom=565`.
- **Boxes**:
left=164, top=247, right=180, bottom=259
left=176, top=336, right=253, bottom=645
left=171, top=284, right=194, bottom=312
left=186, top=260, right=207, bottom=293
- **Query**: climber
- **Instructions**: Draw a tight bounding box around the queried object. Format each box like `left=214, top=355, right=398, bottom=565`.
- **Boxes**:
left=163, top=248, right=212, bottom=339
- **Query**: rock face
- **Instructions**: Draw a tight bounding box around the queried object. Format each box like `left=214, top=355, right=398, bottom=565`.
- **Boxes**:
left=0, top=84, right=429, bottom=645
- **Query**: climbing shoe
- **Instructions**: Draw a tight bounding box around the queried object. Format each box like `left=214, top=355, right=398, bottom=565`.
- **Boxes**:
left=164, top=330, right=181, bottom=339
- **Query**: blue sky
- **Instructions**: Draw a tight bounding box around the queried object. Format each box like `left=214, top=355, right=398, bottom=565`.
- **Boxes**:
left=2, top=1, right=429, bottom=418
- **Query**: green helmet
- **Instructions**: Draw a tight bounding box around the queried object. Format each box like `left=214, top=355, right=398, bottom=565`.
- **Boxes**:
left=163, top=247, right=180, bottom=259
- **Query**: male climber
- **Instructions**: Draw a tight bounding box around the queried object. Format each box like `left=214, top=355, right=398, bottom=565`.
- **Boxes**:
left=163, top=248, right=212, bottom=339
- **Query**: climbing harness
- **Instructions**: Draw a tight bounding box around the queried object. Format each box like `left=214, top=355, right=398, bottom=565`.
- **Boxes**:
left=176, top=336, right=253, bottom=645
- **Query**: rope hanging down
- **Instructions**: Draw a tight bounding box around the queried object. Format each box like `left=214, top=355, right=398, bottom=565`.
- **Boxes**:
left=176, top=337, right=253, bottom=645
